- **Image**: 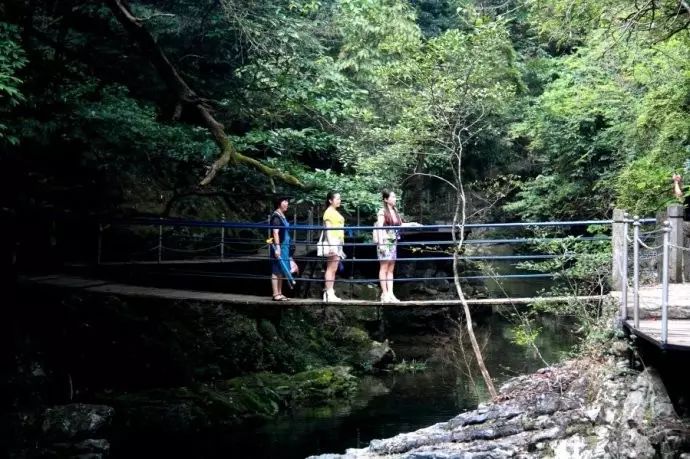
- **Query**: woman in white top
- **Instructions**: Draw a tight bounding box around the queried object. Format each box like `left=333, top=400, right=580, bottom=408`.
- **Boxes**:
left=374, top=190, right=420, bottom=302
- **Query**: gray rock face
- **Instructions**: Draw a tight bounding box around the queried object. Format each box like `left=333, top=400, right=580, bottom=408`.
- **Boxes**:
left=309, top=355, right=690, bottom=458
left=427, top=272, right=451, bottom=293
left=18, top=404, right=116, bottom=459
left=361, top=339, right=396, bottom=369
left=42, top=404, right=114, bottom=441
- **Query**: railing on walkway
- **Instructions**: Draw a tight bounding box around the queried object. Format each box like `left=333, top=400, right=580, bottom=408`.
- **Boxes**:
left=617, top=204, right=688, bottom=345
left=95, top=216, right=629, bottom=298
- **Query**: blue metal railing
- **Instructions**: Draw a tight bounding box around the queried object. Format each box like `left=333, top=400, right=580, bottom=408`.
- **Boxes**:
left=96, top=216, right=657, bottom=287
left=110, top=217, right=655, bottom=231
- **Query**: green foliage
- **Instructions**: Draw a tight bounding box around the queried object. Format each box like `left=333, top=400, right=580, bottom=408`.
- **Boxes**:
left=519, top=233, right=612, bottom=295
left=293, top=166, right=382, bottom=213
left=386, top=358, right=428, bottom=373
left=0, top=22, right=27, bottom=145
left=613, top=36, right=690, bottom=214
left=522, top=0, right=615, bottom=50
left=524, top=0, right=690, bottom=50
left=4, top=0, right=689, bottom=228
left=335, top=0, right=422, bottom=77
left=508, top=23, right=690, bottom=220
left=110, top=365, right=358, bottom=424
left=515, top=228, right=615, bottom=346
left=510, top=322, right=540, bottom=347
left=615, top=154, right=678, bottom=216
left=341, top=11, right=521, bottom=190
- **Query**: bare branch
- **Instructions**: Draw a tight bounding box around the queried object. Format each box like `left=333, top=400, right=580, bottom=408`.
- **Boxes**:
left=105, top=0, right=303, bottom=188
left=140, top=12, right=176, bottom=22
left=681, top=0, right=690, bottom=16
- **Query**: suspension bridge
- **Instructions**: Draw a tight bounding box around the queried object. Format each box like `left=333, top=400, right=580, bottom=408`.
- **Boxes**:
left=19, top=204, right=690, bottom=350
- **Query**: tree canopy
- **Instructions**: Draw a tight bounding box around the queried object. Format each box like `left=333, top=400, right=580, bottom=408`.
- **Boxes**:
left=1, top=0, right=689, bottom=220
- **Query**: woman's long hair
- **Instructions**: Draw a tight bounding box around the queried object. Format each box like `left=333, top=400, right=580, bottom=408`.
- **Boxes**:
left=382, top=189, right=401, bottom=226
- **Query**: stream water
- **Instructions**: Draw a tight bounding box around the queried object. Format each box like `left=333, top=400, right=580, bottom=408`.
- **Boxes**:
left=111, top=313, right=577, bottom=459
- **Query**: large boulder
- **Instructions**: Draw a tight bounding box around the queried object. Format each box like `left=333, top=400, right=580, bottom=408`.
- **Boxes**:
left=359, top=339, right=396, bottom=370
left=308, top=353, right=690, bottom=458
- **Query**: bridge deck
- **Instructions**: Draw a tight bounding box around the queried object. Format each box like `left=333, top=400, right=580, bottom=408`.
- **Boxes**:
left=613, top=283, right=690, bottom=351
left=21, top=275, right=604, bottom=307
left=624, top=320, right=690, bottom=350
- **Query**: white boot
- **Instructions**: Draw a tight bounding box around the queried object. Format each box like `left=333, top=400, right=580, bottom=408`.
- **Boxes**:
left=389, top=291, right=401, bottom=303
left=324, top=289, right=342, bottom=302
left=381, top=291, right=392, bottom=303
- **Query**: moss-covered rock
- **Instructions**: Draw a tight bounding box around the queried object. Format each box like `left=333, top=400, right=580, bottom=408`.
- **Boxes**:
left=104, top=366, right=358, bottom=433
left=34, top=292, right=385, bottom=390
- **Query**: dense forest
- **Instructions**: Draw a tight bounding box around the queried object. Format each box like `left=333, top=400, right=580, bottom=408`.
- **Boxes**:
left=3, top=3, right=690, bottom=457
left=1, top=0, right=689, bottom=224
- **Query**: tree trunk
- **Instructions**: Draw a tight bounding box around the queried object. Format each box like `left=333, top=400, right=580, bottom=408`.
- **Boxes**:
left=451, top=142, right=498, bottom=400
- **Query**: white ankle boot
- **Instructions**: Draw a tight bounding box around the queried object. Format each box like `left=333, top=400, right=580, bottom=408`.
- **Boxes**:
left=323, top=289, right=342, bottom=302
left=383, top=291, right=401, bottom=303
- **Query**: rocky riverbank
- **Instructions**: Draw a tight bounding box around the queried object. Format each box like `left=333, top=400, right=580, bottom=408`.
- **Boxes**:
left=2, top=287, right=399, bottom=457
left=311, top=352, right=690, bottom=458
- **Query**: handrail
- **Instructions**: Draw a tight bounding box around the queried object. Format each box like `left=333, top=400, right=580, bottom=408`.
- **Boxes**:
left=107, top=217, right=657, bottom=231
left=96, top=214, right=657, bottom=305
left=624, top=214, right=675, bottom=348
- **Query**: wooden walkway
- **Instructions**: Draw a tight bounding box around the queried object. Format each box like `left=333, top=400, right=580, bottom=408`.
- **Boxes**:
left=613, top=283, right=690, bottom=350
left=624, top=320, right=690, bottom=351
left=20, top=275, right=690, bottom=349
left=20, top=275, right=605, bottom=308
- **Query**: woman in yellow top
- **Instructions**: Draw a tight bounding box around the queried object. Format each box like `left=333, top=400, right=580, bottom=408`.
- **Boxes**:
left=322, top=191, right=345, bottom=302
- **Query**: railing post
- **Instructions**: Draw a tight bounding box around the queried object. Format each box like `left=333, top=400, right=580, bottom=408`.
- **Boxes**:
left=620, top=213, right=630, bottom=321
left=293, top=207, right=297, bottom=244
left=612, top=209, right=627, bottom=290
left=633, top=216, right=641, bottom=328
left=158, top=219, right=163, bottom=263
left=667, top=204, right=684, bottom=282
left=307, top=207, right=313, bottom=244
left=97, top=223, right=103, bottom=265
left=661, top=220, right=671, bottom=345
left=220, top=214, right=225, bottom=261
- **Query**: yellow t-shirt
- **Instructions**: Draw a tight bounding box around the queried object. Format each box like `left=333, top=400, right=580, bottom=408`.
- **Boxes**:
left=323, top=207, right=345, bottom=241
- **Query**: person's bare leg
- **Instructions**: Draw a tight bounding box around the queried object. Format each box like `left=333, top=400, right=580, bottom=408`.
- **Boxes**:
left=387, top=262, right=396, bottom=300
left=379, top=261, right=388, bottom=297
left=324, top=255, right=342, bottom=301
left=272, top=274, right=283, bottom=298
left=325, top=256, right=338, bottom=291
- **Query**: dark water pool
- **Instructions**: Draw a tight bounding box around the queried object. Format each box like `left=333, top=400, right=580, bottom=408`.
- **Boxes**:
left=111, top=313, right=577, bottom=459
